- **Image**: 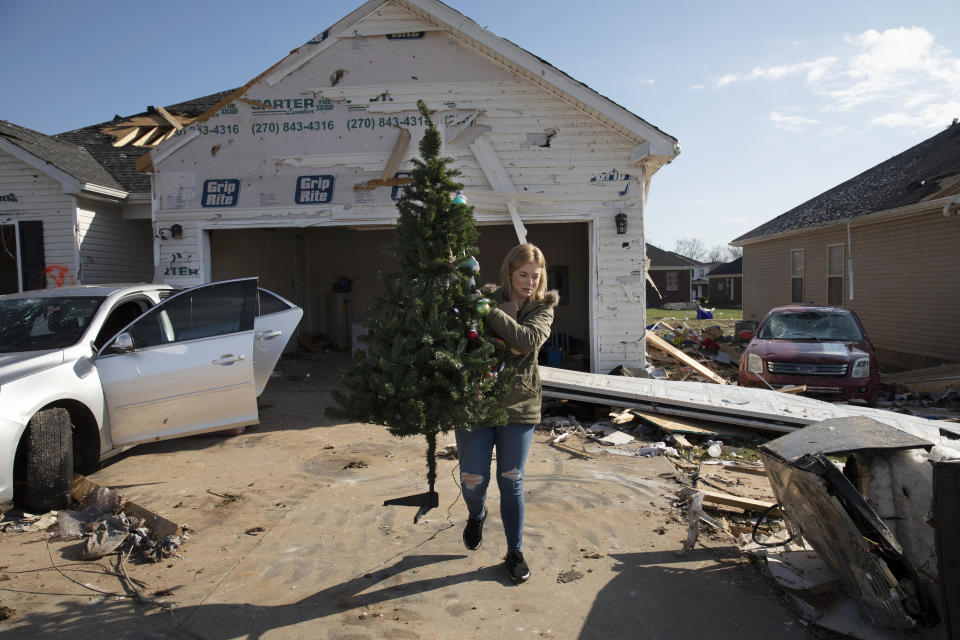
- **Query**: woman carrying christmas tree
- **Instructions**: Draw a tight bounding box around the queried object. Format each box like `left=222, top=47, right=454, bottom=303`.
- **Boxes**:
left=455, top=243, right=558, bottom=584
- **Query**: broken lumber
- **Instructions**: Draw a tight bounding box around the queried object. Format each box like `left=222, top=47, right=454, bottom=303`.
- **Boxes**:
left=681, top=486, right=779, bottom=515
left=880, top=363, right=960, bottom=393
left=72, top=475, right=181, bottom=541
left=550, top=441, right=592, bottom=459
left=777, top=385, right=807, bottom=395
left=645, top=330, right=728, bottom=385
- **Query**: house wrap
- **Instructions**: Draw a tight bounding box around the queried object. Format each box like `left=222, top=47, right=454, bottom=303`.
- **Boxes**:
left=139, top=0, right=680, bottom=374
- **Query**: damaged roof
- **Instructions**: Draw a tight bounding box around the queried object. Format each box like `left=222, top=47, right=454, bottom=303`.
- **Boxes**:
left=0, top=120, right=124, bottom=192
left=54, top=89, right=237, bottom=194
left=646, top=243, right=702, bottom=269
left=735, top=121, right=960, bottom=244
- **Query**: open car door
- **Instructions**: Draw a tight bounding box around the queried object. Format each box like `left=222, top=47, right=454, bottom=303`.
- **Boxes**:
left=96, top=279, right=259, bottom=446
left=254, top=288, right=303, bottom=396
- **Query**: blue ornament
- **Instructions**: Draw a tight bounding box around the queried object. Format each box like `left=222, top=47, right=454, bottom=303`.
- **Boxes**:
left=452, top=191, right=467, bottom=205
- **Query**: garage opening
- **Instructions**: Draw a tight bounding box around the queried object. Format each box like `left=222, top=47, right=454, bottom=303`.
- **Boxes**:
left=209, top=222, right=589, bottom=369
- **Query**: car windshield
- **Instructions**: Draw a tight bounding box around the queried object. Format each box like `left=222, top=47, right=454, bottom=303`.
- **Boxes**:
left=0, top=296, right=105, bottom=353
left=757, top=310, right=864, bottom=341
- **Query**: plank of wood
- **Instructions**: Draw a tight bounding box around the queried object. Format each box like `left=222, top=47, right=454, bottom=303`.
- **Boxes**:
left=681, top=487, right=779, bottom=515
left=72, top=474, right=182, bottom=541
left=645, top=330, right=728, bottom=384
left=550, top=441, right=592, bottom=459
left=380, top=127, right=411, bottom=180
left=880, top=363, right=960, bottom=385
left=631, top=411, right=757, bottom=440
left=724, top=464, right=769, bottom=477
left=111, top=127, right=140, bottom=147
left=778, top=385, right=807, bottom=394
left=156, top=105, right=184, bottom=130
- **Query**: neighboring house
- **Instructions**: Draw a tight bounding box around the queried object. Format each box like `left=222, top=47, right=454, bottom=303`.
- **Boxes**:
left=732, top=121, right=960, bottom=369
left=645, top=243, right=701, bottom=306
left=136, top=0, right=680, bottom=374
left=707, top=257, right=741, bottom=307
left=0, top=121, right=153, bottom=292
left=691, top=261, right=720, bottom=302
left=0, top=92, right=239, bottom=295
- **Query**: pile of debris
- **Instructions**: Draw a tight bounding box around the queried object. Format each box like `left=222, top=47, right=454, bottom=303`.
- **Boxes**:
left=642, top=321, right=743, bottom=385
left=1, top=475, right=186, bottom=563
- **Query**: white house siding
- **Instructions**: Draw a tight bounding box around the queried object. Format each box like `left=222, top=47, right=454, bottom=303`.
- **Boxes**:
left=76, top=200, right=153, bottom=284
left=0, top=151, right=78, bottom=288
left=150, top=4, right=659, bottom=372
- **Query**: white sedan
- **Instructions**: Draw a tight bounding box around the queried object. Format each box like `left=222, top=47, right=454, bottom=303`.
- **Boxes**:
left=0, top=278, right=302, bottom=511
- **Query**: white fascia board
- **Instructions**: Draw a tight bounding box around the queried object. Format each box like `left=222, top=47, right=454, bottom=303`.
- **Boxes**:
left=0, top=137, right=84, bottom=195
left=400, top=0, right=679, bottom=158
left=80, top=183, right=129, bottom=199
left=264, top=0, right=390, bottom=87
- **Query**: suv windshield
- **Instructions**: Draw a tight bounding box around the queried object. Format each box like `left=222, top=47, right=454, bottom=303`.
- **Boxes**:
left=757, top=310, right=864, bottom=342
left=0, top=296, right=105, bottom=353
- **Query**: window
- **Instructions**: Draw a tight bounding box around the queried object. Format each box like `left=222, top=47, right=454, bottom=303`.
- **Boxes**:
left=666, top=271, right=679, bottom=291
left=127, top=280, right=256, bottom=349
left=827, top=244, right=844, bottom=306
left=791, top=249, right=804, bottom=303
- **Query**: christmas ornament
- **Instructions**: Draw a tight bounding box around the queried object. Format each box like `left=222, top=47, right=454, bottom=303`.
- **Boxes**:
left=452, top=191, right=467, bottom=205
left=467, top=324, right=479, bottom=340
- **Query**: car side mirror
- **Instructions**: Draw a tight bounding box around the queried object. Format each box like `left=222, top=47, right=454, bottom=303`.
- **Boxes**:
left=738, top=330, right=753, bottom=341
left=106, top=332, right=135, bottom=354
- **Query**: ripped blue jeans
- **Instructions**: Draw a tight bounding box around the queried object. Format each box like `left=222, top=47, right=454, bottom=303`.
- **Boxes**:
left=455, top=423, right=535, bottom=552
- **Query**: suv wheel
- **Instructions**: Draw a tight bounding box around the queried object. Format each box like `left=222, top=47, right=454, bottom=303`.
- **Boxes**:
left=19, top=408, right=74, bottom=512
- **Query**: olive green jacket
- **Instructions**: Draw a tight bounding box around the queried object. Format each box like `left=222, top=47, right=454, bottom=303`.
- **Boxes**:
left=484, top=286, right=559, bottom=425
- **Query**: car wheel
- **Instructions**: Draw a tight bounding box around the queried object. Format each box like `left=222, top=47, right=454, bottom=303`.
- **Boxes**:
left=19, top=408, right=74, bottom=512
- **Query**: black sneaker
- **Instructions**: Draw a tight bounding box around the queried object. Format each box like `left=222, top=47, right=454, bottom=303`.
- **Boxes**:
left=505, top=550, right=530, bottom=583
left=463, top=510, right=486, bottom=550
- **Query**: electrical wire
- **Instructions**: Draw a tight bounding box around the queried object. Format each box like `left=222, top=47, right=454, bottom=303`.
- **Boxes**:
left=751, top=502, right=796, bottom=547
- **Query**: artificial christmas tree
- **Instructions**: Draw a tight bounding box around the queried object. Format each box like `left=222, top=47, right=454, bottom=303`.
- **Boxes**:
left=327, top=100, right=511, bottom=521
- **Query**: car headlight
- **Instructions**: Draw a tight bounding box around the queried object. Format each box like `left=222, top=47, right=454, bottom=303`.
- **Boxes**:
left=747, top=353, right=764, bottom=374
left=851, top=357, right=870, bottom=379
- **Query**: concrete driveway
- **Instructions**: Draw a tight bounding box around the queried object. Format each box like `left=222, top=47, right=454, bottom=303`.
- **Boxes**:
left=0, top=353, right=807, bottom=639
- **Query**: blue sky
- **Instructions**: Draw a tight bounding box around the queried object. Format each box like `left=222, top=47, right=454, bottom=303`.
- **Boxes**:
left=2, top=0, right=958, bottom=254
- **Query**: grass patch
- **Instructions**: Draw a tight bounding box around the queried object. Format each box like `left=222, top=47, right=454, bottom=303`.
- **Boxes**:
left=646, top=307, right=743, bottom=321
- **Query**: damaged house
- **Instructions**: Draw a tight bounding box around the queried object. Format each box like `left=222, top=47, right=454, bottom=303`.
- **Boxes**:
left=732, top=121, right=960, bottom=369
left=131, top=0, right=680, bottom=374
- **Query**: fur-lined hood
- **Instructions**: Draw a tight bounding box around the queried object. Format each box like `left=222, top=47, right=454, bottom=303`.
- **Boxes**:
left=481, top=284, right=560, bottom=308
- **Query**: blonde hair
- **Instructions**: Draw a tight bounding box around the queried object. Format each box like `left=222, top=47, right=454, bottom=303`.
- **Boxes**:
left=500, top=243, right=548, bottom=302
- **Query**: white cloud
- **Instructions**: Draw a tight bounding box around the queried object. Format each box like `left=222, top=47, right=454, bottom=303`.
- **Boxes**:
left=729, top=216, right=750, bottom=223
left=714, top=57, right=836, bottom=87
left=690, top=84, right=705, bottom=91
left=770, top=111, right=820, bottom=132
left=713, top=27, right=960, bottom=131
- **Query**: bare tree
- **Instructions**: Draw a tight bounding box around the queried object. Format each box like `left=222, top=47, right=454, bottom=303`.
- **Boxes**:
left=673, top=237, right=706, bottom=261
left=704, top=245, right=727, bottom=262
left=726, top=245, right=743, bottom=260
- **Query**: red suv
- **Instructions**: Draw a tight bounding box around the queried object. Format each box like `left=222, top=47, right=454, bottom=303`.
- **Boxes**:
left=738, top=306, right=880, bottom=405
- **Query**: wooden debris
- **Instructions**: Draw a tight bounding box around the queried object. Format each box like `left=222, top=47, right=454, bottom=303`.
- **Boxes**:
left=72, top=475, right=181, bottom=541
left=724, top=464, right=768, bottom=477
left=880, top=363, right=960, bottom=393
left=609, top=409, right=636, bottom=425
left=645, top=330, right=728, bottom=385
left=680, top=486, right=779, bottom=515
left=777, top=385, right=808, bottom=395
left=631, top=411, right=756, bottom=440
left=550, top=440, right=592, bottom=459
